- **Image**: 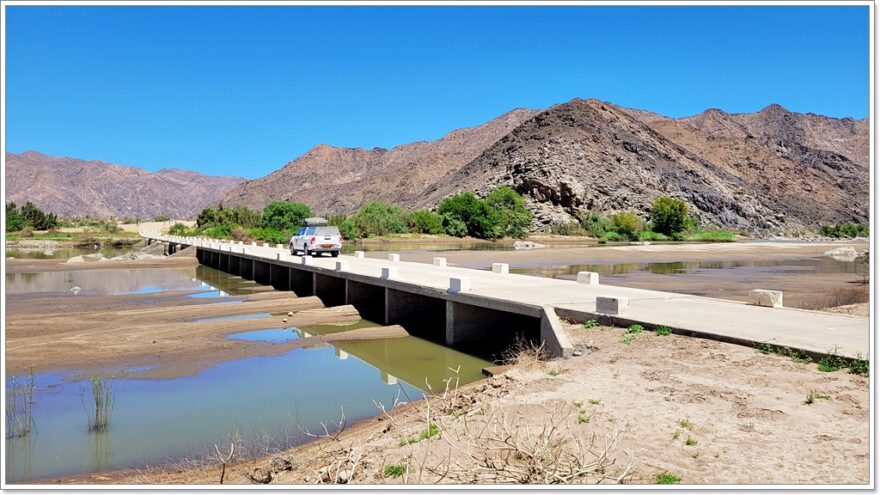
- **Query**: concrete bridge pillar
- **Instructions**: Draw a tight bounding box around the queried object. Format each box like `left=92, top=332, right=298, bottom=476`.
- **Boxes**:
left=254, top=261, right=271, bottom=285
left=240, top=258, right=254, bottom=280
left=269, top=263, right=289, bottom=291
left=385, top=288, right=446, bottom=342
left=345, top=279, right=385, bottom=323
left=314, top=273, right=346, bottom=307
left=288, top=267, right=315, bottom=297
left=445, top=301, right=541, bottom=356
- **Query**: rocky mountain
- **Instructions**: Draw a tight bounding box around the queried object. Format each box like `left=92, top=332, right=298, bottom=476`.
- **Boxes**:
left=5, top=151, right=244, bottom=219
left=219, top=108, right=538, bottom=213
left=222, top=99, right=867, bottom=234
left=419, top=99, right=868, bottom=233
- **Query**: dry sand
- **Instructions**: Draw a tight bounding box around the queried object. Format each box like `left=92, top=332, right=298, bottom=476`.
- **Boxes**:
left=59, top=322, right=869, bottom=486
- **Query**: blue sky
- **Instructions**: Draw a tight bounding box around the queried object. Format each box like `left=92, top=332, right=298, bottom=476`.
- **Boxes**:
left=5, top=5, right=870, bottom=179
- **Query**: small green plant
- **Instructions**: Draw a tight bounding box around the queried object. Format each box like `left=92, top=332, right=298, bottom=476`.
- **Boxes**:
left=818, top=349, right=847, bottom=373
left=572, top=400, right=584, bottom=408
left=678, top=419, right=693, bottom=430
left=849, top=354, right=869, bottom=376
left=83, top=374, right=114, bottom=432
left=626, top=324, right=644, bottom=334
left=685, top=436, right=697, bottom=446
left=588, top=399, right=602, bottom=405
left=655, top=326, right=672, bottom=336
left=656, top=472, right=681, bottom=484
left=577, top=414, right=589, bottom=424
left=672, top=430, right=680, bottom=440
left=620, top=335, right=634, bottom=345
left=384, top=464, right=406, bottom=478
left=804, top=390, right=831, bottom=405
left=584, top=319, right=599, bottom=329
left=399, top=423, right=441, bottom=446
left=548, top=369, right=563, bottom=377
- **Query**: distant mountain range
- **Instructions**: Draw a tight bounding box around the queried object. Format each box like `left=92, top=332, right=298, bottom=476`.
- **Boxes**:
left=6, top=99, right=868, bottom=233
left=5, top=151, right=244, bottom=220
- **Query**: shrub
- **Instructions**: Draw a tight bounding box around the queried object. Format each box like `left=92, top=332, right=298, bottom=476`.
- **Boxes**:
left=484, top=186, right=532, bottom=238
left=6, top=202, right=26, bottom=232
left=818, top=349, right=847, bottom=373
left=655, top=326, right=672, bottom=336
left=437, top=192, right=502, bottom=239
left=154, top=215, right=170, bottom=222
left=650, top=196, right=689, bottom=236
left=261, top=201, right=311, bottom=232
left=819, top=223, right=869, bottom=238
left=231, top=226, right=250, bottom=241
left=609, top=212, right=643, bottom=240
left=338, top=218, right=360, bottom=240
left=638, top=230, right=668, bottom=241
left=19, top=201, right=59, bottom=230
left=549, top=221, right=588, bottom=236
left=168, top=223, right=189, bottom=235
left=248, top=227, right=288, bottom=244
left=349, top=202, right=407, bottom=238
left=602, top=231, right=622, bottom=242
left=849, top=354, right=869, bottom=376
left=579, top=212, right=613, bottom=238
left=407, top=209, right=445, bottom=235
left=442, top=214, right=468, bottom=237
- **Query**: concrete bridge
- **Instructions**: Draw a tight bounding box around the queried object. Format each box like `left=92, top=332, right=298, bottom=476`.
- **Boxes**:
left=148, top=234, right=869, bottom=360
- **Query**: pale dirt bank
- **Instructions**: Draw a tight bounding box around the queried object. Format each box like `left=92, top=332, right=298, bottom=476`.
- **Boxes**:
left=57, top=323, right=869, bottom=486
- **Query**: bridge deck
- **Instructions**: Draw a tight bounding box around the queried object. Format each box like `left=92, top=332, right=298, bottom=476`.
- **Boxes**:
left=154, top=235, right=870, bottom=359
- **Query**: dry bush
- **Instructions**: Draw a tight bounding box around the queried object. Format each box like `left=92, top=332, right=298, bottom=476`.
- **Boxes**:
left=498, top=336, right=548, bottom=370
left=428, top=404, right=631, bottom=484
left=231, top=226, right=251, bottom=242
left=798, top=285, right=869, bottom=310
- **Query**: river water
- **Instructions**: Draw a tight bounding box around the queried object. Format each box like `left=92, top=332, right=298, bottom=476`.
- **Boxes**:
left=5, top=266, right=490, bottom=483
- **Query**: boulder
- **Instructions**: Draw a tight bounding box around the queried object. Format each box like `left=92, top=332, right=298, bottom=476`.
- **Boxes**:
left=749, top=289, right=783, bottom=308
left=824, top=246, right=858, bottom=262
left=513, top=240, right=546, bottom=250
left=83, top=253, right=104, bottom=261
left=66, top=255, right=85, bottom=263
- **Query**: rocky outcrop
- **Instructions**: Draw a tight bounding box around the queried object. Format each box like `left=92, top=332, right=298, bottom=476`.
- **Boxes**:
left=420, top=99, right=868, bottom=234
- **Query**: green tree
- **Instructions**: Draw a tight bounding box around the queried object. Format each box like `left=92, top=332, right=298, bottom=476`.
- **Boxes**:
left=20, top=201, right=58, bottom=230
left=350, top=202, right=407, bottom=237
left=154, top=215, right=170, bottom=222
left=406, top=209, right=445, bottom=235
left=484, top=187, right=532, bottom=238
left=441, top=213, right=468, bottom=237
left=196, top=207, right=221, bottom=228
left=436, top=192, right=502, bottom=239
left=650, top=196, right=689, bottom=236
left=261, top=201, right=312, bottom=231
left=6, top=202, right=26, bottom=232
left=609, top=212, right=643, bottom=240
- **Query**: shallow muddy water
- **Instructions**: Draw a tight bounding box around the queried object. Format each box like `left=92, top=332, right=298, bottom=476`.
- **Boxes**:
left=5, top=247, right=133, bottom=260
left=5, top=266, right=491, bottom=483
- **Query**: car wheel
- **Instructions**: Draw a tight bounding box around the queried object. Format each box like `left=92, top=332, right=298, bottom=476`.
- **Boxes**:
left=331, top=251, right=339, bottom=258
left=290, top=245, right=296, bottom=255
left=303, top=245, right=310, bottom=256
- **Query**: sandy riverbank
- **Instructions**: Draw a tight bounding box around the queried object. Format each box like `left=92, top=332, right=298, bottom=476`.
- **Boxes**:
left=58, top=321, right=869, bottom=485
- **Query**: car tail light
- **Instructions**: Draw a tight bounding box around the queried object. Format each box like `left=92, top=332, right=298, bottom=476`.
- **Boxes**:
left=310, top=236, right=316, bottom=244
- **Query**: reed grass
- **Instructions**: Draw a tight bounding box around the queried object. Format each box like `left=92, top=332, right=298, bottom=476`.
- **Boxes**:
left=83, top=373, right=114, bottom=432
left=5, top=366, right=36, bottom=438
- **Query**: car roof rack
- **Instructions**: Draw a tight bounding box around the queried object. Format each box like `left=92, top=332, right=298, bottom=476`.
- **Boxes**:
left=302, top=217, right=330, bottom=227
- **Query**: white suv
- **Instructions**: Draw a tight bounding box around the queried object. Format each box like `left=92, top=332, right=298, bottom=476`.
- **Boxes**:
left=289, top=222, right=342, bottom=257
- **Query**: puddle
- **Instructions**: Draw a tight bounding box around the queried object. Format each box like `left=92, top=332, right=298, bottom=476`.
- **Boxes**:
left=227, top=328, right=299, bottom=343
